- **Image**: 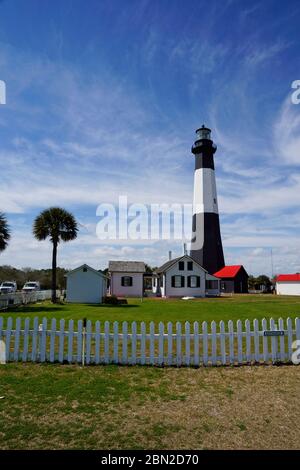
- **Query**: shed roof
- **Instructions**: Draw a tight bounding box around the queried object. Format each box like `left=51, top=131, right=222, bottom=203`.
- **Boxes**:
left=276, top=274, right=300, bottom=282
left=214, top=265, right=245, bottom=279
left=66, top=264, right=107, bottom=278
left=108, top=261, right=146, bottom=273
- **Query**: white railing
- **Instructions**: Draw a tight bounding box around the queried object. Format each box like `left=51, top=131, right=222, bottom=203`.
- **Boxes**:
left=0, top=317, right=300, bottom=366
left=0, top=290, right=63, bottom=307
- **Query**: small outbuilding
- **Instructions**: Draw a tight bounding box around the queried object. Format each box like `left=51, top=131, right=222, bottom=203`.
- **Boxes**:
left=153, top=254, right=220, bottom=298
left=276, top=274, right=300, bottom=296
left=108, top=261, right=146, bottom=298
left=214, top=265, right=248, bottom=294
left=66, top=264, right=107, bottom=304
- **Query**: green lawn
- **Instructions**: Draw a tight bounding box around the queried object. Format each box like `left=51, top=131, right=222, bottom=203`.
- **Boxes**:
left=1, top=294, right=300, bottom=326
left=1, top=362, right=300, bottom=449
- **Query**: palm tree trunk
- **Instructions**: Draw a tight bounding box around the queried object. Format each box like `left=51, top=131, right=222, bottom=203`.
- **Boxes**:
left=52, top=241, right=57, bottom=303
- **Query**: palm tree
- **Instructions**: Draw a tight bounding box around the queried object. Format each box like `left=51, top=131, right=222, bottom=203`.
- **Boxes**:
left=33, top=207, right=78, bottom=303
left=0, top=212, right=10, bottom=253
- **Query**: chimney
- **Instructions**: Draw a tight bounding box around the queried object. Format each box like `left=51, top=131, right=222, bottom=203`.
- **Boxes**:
left=168, top=251, right=172, bottom=261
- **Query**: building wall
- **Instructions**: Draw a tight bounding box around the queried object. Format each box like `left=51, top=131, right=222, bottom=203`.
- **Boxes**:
left=276, top=281, right=300, bottom=296
left=164, top=260, right=206, bottom=297
left=110, top=272, right=144, bottom=297
left=66, top=269, right=105, bottom=303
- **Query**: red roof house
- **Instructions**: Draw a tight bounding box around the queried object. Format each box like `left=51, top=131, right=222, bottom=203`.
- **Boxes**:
left=276, top=273, right=300, bottom=296
left=214, top=265, right=248, bottom=294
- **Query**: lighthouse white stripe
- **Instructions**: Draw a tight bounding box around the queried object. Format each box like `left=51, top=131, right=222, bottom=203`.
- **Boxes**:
left=192, top=168, right=219, bottom=215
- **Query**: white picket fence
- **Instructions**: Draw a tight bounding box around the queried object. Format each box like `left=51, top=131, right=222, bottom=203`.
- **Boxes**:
left=0, top=316, right=300, bottom=366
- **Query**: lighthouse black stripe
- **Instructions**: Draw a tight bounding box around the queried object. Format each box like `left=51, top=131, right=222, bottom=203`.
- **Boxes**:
left=190, top=213, right=225, bottom=274
left=194, top=154, right=215, bottom=170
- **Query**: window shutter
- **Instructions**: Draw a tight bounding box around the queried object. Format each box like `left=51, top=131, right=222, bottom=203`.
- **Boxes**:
left=171, top=276, right=175, bottom=288
left=121, top=277, right=124, bottom=286
left=181, top=276, right=185, bottom=287
left=187, top=276, right=191, bottom=288
left=197, top=276, right=200, bottom=287
left=129, top=277, right=133, bottom=286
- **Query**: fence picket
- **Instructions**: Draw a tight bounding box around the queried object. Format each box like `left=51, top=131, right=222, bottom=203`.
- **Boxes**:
left=49, top=318, right=56, bottom=363
left=113, top=321, right=118, bottom=364
left=122, top=322, right=128, bottom=365
left=262, top=318, right=268, bottom=363
left=31, top=317, right=39, bottom=362
left=5, top=317, right=12, bottom=362
left=22, top=318, right=30, bottom=362
left=193, top=322, right=199, bottom=366
left=245, top=319, right=251, bottom=362
left=95, top=321, right=100, bottom=364
left=68, top=320, right=74, bottom=363
left=58, top=319, right=65, bottom=363
left=202, top=321, right=208, bottom=366
left=278, top=318, right=285, bottom=362
left=237, top=320, right=243, bottom=364
left=228, top=320, right=234, bottom=364
left=270, top=318, right=277, bottom=363
left=211, top=321, right=217, bottom=365
left=104, top=321, right=110, bottom=364
left=13, top=317, right=21, bottom=362
left=158, top=322, right=164, bottom=366
left=0, top=317, right=3, bottom=342
left=141, top=322, right=146, bottom=365
left=131, top=322, right=137, bottom=365
left=287, top=317, right=293, bottom=362
left=167, top=322, right=173, bottom=366
left=149, top=322, right=155, bottom=365
left=220, top=321, right=226, bottom=365
left=77, top=320, right=83, bottom=364
left=176, top=322, right=182, bottom=367
left=185, top=322, right=191, bottom=366
left=86, top=320, right=92, bottom=365
left=40, top=318, right=47, bottom=363
left=253, top=319, right=259, bottom=363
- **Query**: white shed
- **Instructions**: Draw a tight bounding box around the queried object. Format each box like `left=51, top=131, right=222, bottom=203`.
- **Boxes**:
left=66, top=264, right=107, bottom=304
left=276, top=274, right=300, bottom=296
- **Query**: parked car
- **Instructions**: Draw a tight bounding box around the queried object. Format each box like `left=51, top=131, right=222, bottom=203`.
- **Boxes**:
left=22, top=281, right=41, bottom=292
left=0, top=281, right=17, bottom=294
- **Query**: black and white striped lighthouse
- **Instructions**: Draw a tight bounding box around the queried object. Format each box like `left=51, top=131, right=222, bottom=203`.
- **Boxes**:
left=190, top=125, right=225, bottom=274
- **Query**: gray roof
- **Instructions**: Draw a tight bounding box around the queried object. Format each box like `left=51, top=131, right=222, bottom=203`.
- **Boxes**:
left=108, top=261, right=146, bottom=273
left=155, top=255, right=208, bottom=274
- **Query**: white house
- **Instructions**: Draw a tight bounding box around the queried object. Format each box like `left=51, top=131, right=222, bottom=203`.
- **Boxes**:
left=276, top=274, right=300, bottom=296
left=108, top=261, right=146, bottom=298
left=153, top=255, right=220, bottom=298
left=66, top=264, right=107, bottom=304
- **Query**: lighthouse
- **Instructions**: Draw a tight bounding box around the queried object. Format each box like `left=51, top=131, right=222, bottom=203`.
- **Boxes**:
left=190, top=125, right=225, bottom=274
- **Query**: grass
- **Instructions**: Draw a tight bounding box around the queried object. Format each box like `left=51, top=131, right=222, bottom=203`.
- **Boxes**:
left=1, top=294, right=300, bottom=326
left=1, top=362, right=300, bottom=449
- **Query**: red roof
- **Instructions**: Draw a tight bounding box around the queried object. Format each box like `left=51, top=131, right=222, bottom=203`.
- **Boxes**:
left=214, top=265, right=243, bottom=278
left=276, top=274, right=300, bottom=282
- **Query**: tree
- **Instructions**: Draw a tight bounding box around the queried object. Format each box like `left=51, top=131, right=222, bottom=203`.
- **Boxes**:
left=0, top=212, right=10, bottom=253
left=33, top=207, right=78, bottom=303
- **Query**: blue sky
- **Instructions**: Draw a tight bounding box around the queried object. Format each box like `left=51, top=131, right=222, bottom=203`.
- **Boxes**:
left=1, top=0, right=300, bottom=276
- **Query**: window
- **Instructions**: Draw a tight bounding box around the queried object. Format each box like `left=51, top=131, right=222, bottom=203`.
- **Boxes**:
left=221, top=281, right=225, bottom=290
left=187, top=275, right=200, bottom=288
left=178, top=261, right=184, bottom=271
left=172, top=275, right=184, bottom=288
left=187, top=261, right=193, bottom=271
left=206, top=280, right=218, bottom=290
left=83, top=267, right=87, bottom=272
left=121, top=276, right=133, bottom=287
